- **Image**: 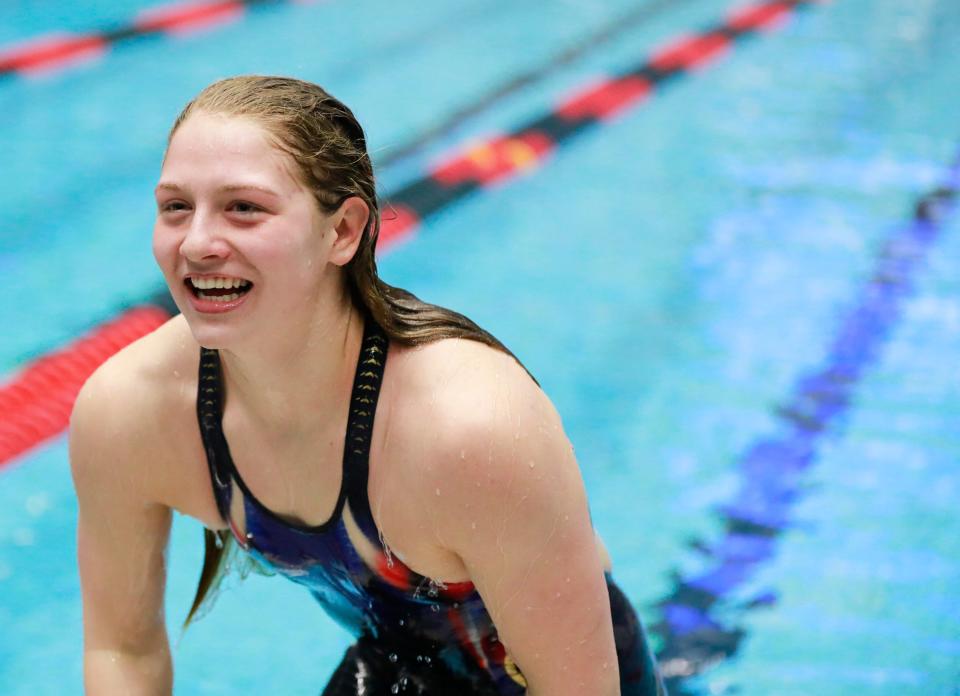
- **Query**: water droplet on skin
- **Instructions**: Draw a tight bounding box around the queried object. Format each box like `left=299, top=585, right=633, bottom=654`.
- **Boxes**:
left=460, top=449, right=465, bottom=460
left=555, top=592, right=561, bottom=598
left=528, top=460, right=536, bottom=469
left=565, top=577, right=571, bottom=583
left=471, top=521, right=477, bottom=530
left=378, top=528, right=395, bottom=568
left=435, top=487, right=441, bottom=496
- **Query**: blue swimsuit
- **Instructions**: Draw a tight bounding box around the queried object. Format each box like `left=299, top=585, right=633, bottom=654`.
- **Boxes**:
left=196, top=316, right=665, bottom=695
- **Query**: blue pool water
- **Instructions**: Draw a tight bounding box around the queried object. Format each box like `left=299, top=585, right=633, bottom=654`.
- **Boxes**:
left=1, top=1, right=959, bottom=694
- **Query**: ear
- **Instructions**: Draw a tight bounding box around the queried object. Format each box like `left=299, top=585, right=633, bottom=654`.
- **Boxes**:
left=328, top=196, right=370, bottom=267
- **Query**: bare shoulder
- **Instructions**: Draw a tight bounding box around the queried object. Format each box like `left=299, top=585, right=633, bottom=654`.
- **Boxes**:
left=73, top=313, right=196, bottom=428
left=387, top=336, right=554, bottom=438
left=382, top=336, right=572, bottom=495
left=70, top=314, right=201, bottom=507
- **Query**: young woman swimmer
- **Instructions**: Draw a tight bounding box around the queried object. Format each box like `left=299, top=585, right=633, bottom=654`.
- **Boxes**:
left=70, top=76, right=666, bottom=695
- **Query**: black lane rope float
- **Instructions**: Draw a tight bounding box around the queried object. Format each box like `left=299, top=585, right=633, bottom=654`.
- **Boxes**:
left=653, top=154, right=960, bottom=694
left=0, top=0, right=823, bottom=475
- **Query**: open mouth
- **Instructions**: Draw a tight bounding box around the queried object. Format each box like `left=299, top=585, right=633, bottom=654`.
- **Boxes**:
left=185, top=277, right=254, bottom=303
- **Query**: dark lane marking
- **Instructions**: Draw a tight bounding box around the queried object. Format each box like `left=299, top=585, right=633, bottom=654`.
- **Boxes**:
left=653, top=153, right=960, bottom=694
left=0, top=0, right=823, bottom=469
left=377, top=0, right=697, bottom=168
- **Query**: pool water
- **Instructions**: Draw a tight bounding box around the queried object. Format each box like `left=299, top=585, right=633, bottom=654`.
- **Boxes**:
left=1, top=1, right=958, bottom=694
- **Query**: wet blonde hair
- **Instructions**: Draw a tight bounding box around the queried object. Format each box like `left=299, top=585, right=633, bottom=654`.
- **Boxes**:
left=172, top=75, right=531, bottom=627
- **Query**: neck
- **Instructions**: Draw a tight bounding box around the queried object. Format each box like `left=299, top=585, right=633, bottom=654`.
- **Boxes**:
left=216, top=287, right=366, bottom=437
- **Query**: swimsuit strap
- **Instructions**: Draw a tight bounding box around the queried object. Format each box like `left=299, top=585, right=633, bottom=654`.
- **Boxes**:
left=341, top=317, right=389, bottom=544
left=197, top=346, right=233, bottom=522
left=194, top=315, right=389, bottom=538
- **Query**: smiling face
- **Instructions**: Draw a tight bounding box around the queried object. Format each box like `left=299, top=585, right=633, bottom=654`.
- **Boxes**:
left=153, top=111, right=344, bottom=349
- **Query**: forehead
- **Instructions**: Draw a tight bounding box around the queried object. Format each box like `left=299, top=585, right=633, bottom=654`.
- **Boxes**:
left=161, top=111, right=303, bottom=193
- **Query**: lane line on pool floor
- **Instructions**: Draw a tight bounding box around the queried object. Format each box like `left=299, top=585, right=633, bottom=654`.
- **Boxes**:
left=0, top=0, right=825, bottom=466
left=377, top=0, right=699, bottom=168
left=652, top=152, right=960, bottom=694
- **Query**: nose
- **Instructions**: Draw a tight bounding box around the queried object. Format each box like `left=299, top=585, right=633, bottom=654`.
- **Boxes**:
left=179, top=210, right=230, bottom=263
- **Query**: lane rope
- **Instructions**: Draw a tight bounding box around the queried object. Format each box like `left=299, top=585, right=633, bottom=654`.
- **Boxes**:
left=0, top=0, right=309, bottom=78
left=382, top=0, right=822, bottom=246
left=377, top=0, right=699, bottom=168
left=652, top=152, right=960, bottom=692
left=0, top=0, right=823, bottom=468
left=0, top=307, right=170, bottom=464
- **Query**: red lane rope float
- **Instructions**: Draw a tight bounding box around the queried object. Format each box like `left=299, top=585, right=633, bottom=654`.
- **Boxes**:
left=555, top=76, right=653, bottom=121
left=649, top=31, right=734, bottom=73
left=0, top=0, right=309, bottom=77
left=0, top=34, right=109, bottom=76
left=134, top=0, right=246, bottom=36
left=0, top=0, right=825, bottom=469
left=432, top=132, right=556, bottom=188
left=0, top=307, right=170, bottom=468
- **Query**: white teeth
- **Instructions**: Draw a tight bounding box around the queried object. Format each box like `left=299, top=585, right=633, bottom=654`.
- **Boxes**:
left=197, top=291, right=241, bottom=302
left=190, top=276, right=251, bottom=290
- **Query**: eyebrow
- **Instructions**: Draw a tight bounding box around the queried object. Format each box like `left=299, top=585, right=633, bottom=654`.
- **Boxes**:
left=154, top=182, right=282, bottom=197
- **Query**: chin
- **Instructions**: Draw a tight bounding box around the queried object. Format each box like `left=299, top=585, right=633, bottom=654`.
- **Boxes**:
left=180, top=312, right=251, bottom=351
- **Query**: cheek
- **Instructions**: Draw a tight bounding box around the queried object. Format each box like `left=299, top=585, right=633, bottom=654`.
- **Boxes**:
left=275, top=226, right=331, bottom=284
left=151, top=224, right=177, bottom=271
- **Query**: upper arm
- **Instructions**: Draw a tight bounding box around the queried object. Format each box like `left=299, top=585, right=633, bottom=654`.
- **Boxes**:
left=430, top=356, right=619, bottom=694
left=69, top=364, right=173, bottom=655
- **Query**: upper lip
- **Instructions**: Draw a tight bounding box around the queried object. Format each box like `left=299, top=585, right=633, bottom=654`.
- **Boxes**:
left=184, top=273, right=253, bottom=287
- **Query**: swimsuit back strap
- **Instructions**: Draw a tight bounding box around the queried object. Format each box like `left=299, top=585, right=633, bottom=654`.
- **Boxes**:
left=341, top=317, right=389, bottom=544
left=197, top=347, right=233, bottom=522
